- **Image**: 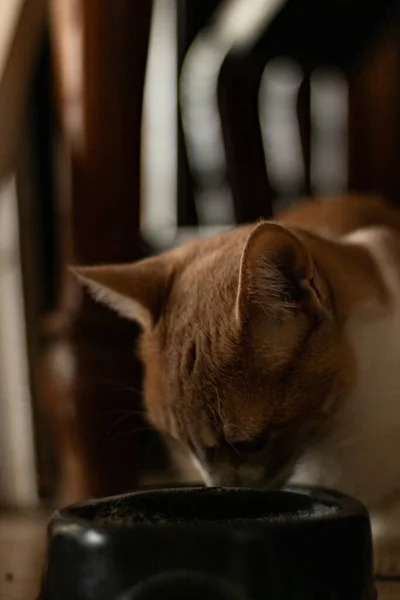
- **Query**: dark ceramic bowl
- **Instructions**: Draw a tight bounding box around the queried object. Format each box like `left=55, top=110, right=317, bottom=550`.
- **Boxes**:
left=38, top=485, right=376, bottom=600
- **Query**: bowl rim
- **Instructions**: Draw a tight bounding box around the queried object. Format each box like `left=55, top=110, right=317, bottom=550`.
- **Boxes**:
left=49, top=485, right=370, bottom=537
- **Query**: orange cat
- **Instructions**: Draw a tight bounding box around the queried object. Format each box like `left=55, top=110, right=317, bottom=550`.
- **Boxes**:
left=74, top=194, right=400, bottom=577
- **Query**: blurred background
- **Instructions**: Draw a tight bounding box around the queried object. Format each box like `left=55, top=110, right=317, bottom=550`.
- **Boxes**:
left=0, top=0, right=399, bottom=517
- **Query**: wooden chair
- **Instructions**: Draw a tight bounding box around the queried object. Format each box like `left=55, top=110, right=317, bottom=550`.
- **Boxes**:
left=179, top=0, right=400, bottom=223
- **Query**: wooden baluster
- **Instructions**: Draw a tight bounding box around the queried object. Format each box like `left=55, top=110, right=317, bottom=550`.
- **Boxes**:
left=219, top=52, right=274, bottom=222
left=177, top=0, right=222, bottom=227
left=348, top=26, right=400, bottom=204
left=297, top=74, right=312, bottom=197
left=43, top=0, right=170, bottom=504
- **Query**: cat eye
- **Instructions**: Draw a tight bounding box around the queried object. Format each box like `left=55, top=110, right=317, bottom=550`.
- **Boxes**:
left=233, top=432, right=266, bottom=455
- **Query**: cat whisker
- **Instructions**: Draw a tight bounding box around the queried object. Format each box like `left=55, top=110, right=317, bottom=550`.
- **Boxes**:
left=215, top=387, right=223, bottom=421
left=207, top=401, right=220, bottom=430
left=105, top=412, right=147, bottom=436
left=99, top=408, right=146, bottom=417
left=97, top=409, right=147, bottom=430
left=107, top=425, right=153, bottom=440
left=224, top=435, right=245, bottom=463
left=95, top=377, right=142, bottom=396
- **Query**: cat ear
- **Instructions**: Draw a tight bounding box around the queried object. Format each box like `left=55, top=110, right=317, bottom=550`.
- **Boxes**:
left=236, top=222, right=327, bottom=323
left=71, top=257, right=170, bottom=328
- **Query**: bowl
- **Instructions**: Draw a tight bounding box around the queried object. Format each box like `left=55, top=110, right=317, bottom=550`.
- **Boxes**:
left=38, top=485, right=376, bottom=600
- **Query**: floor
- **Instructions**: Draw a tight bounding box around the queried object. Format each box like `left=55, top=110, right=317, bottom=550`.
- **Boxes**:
left=0, top=511, right=47, bottom=600
left=0, top=512, right=399, bottom=599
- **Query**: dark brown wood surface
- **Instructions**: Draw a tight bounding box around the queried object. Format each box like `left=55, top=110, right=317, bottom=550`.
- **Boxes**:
left=348, top=26, right=400, bottom=204
left=44, top=0, right=173, bottom=503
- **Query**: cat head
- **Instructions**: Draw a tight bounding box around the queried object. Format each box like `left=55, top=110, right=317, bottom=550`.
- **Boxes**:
left=73, top=222, right=350, bottom=487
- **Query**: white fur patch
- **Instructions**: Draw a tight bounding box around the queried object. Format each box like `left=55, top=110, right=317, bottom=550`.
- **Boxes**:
left=290, top=228, right=400, bottom=507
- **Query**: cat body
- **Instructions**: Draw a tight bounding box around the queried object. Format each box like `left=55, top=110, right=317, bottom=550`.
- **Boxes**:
left=75, top=194, right=400, bottom=576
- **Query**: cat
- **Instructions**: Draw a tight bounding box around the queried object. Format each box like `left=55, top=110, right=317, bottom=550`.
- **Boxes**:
left=73, top=193, right=400, bottom=577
